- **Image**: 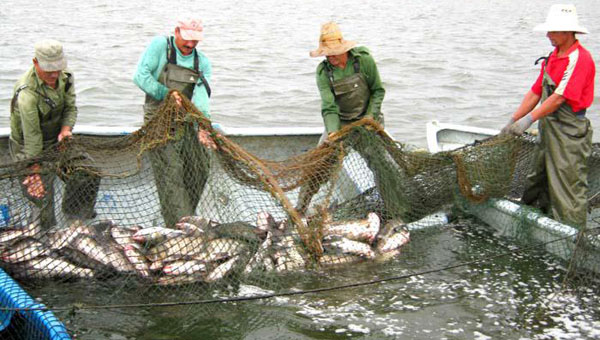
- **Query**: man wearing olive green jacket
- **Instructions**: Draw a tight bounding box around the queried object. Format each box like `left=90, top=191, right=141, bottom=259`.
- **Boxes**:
left=10, top=39, right=99, bottom=228
left=297, top=22, right=388, bottom=215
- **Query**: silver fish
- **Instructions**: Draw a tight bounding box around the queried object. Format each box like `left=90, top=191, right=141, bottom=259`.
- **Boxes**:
left=273, top=235, right=306, bottom=272
left=12, top=256, right=94, bottom=279
left=256, top=211, right=276, bottom=233
left=322, top=212, right=380, bottom=244
left=0, top=220, right=41, bottom=245
left=132, top=227, right=184, bottom=244
left=47, top=223, right=93, bottom=250
left=177, top=216, right=217, bottom=229
left=163, top=259, right=207, bottom=276
left=193, top=238, right=246, bottom=264
left=122, top=244, right=150, bottom=277
left=376, top=228, right=410, bottom=254
left=174, top=222, right=206, bottom=237
left=1, top=239, right=48, bottom=263
left=323, top=235, right=376, bottom=259
left=206, top=255, right=241, bottom=282
left=146, top=235, right=206, bottom=263
left=244, top=231, right=273, bottom=275
left=69, top=235, right=134, bottom=273
left=110, top=225, right=140, bottom=249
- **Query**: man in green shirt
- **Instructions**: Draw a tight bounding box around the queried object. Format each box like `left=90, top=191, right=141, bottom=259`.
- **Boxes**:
left=10, top=40, right=99, bottom=228
left=311, top=22, right=386, bottom=138
left=296, top=22, right=387, bottom=215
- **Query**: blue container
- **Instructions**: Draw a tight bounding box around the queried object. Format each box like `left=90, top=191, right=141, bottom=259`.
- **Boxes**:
left=0, top=205, right=9, bottom=228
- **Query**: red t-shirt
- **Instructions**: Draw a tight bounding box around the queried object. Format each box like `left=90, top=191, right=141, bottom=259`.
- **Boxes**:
left=531, top=41, right=596, bottom=113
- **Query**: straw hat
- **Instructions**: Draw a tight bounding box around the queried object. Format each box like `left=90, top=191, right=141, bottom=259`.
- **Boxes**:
left=534, top=4, right=588, bottom=34
left=309, top=22, right=356, bottom=58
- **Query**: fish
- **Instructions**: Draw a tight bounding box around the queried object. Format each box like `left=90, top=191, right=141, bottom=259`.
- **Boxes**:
left=68, top=234, right=134, bottom=273
left=174, top=222, right=207, bottom=237
left=273, top=235, right=306, bottom=272
left=1, top=238, right=48, bottom=263
left=47, top=222, right=94, bottom=250
left=210, top=221, right=263, bottom=244
left=376, top=217, right=405, bottom=244
left=110, top=225, right=141, bottom=249
left=322, top=212, right=380, bottom=244
left=244, top=231, right=273, bottom=275
left=0, top=219, right=41, bottom=245
left=205, top=255, right=241, bottom=282
left=322, top=235, right=376, bottom=259
left=132, top=227, right=184, bottom=244
left=256, top=211, right=277, bottom=233
left=146, top=235, right=206, bottom=263
left=177, top=216, right=217, bottom=229
left=122, top=244, right=151, bottom=278
left=193, top=238, right=247, bottom=264
left=11, top=256, right=94, bottom=279
left=163, top=259, right=207, bottom=276
left=376, top=228, right=410, bottom=255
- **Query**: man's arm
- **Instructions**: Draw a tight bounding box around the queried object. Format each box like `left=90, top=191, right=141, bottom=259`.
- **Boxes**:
left=316, top=64, right=341, bottom=134
left=511, top=90, right=541, bottom=121
left=18, top=90, right=44, bottom=158
left=133, top=37, right=169, bottom=101
left=59, top=72, right=77, bottom=141
left=363, top=54, right=385, bottom=120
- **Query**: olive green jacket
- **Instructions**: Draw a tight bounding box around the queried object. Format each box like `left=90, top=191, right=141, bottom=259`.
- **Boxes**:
left=10, top=66, right=77, bottom=158
left=316, top=46, right=385, bottom=133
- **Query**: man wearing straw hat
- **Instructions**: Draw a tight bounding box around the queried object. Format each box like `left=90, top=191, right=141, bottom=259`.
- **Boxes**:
left=9, top=39, right=100, bottom=228
left=133, top=18, right=214, bottom=227
left=502, top=4, right=596, bottom=228
left=296, top=22, right=388, bottom=215
left=310, top=21, right=385, bottom=140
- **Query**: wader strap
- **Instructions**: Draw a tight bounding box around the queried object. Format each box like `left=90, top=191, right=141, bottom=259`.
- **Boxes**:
left=166, top=36, right=211, bottom=97
left=11, top=85, right=59, bottom=112
left=324, top=58, right=361, bottom=91
left=10, top=84, right=29, bottom=113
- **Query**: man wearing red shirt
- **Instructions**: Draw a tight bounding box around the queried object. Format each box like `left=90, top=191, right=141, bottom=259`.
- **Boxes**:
left=502, top=4, right=595, bottom=228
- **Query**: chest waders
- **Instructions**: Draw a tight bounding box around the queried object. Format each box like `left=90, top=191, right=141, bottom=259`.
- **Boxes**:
left=521, top=56, right=592, bottom=229
left=297, top=59, right=399, bottom=219
left=146, top=36, right=210, bottom=227
left=9, top=77, right=100, bottom=229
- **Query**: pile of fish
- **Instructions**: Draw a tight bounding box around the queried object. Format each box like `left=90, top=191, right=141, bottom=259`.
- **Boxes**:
left=0, top=211, right=410, bottom=286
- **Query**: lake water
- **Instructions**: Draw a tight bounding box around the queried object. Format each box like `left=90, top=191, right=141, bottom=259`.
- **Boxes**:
left=1, top=0, right=600, bottom=339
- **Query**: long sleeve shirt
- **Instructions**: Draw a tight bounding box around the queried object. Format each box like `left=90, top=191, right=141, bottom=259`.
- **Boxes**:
left=133, top=36, right=212, bottom=117
left=316, top=46, right=385, bottom=133
left=10, top=66, right=77, bottom=158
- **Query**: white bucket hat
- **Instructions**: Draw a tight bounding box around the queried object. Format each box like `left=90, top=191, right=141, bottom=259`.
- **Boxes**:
left=534, top=4, right=588, bottom=34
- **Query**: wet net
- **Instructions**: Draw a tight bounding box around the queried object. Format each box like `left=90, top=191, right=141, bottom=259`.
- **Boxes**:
left=0, top=91, right=599, bottom=339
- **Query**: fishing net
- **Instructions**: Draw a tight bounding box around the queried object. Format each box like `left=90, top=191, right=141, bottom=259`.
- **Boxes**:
left=0, top=91, right=599, bottom=339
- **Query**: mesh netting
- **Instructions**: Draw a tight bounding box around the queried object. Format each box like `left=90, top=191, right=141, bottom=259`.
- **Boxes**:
left=0, top=91, right=599, bottom=338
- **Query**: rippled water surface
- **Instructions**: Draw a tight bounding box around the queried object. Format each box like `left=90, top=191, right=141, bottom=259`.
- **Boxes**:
left=1, top=0, right=600, bottom=339
left=1, top=0, right=599, bottom=146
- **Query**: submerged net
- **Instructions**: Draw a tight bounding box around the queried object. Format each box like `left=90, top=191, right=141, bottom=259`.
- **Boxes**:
left=0, top=91, right=599, bottom=338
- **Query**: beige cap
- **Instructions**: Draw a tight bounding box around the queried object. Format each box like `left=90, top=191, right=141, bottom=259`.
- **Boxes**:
left=34, top=39, right=67, bottom=72
left=177, top=18, right=204, bottom=41
left=309, top=22, right=356, bottom=58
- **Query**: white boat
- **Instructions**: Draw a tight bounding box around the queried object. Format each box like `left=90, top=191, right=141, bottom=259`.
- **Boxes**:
left=426, top=120, right=600, bottom=274
left=0, top=123, right=452, bottom=339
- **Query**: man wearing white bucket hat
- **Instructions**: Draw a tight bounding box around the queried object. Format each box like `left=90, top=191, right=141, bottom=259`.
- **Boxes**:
left=502, top=4, right=596, bottom=228
left=296, top=22, right=387, bottom=215
left=9, top=40, right=100, bottom=228
left=133, top=18, right=214, bottom=227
